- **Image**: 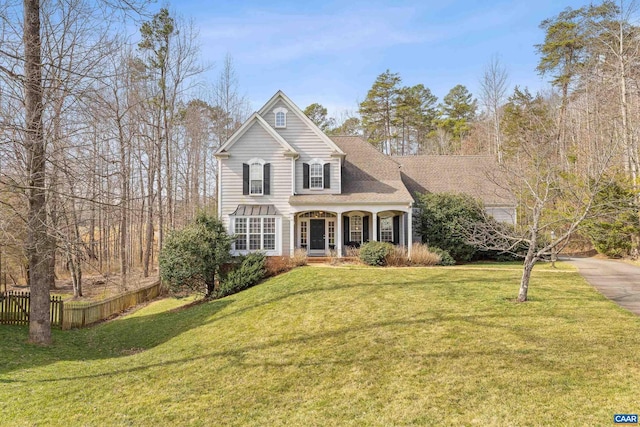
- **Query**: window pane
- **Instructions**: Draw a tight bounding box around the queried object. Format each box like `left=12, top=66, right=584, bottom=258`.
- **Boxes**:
left=264, top=218, right=275, bottom=233
left=350, top=215, right=363, bottom=243
left=250, top=180, right=262, bottom=194
left=310, top=163, right=323, bottom=189
left=250, top=163, right=263, bottom=194
left=275, top=112, right=285, bottom=127
left=249, top=218, right=261, bottom=250
left=380, top=217, right=393, bottom=243
left=300, top=221, right=307, bottom=246
left=328, top=220, right=335, bottom=245
left=263, top=218, right=276, bottom=250
left=235, top=218, right=247, bottom=250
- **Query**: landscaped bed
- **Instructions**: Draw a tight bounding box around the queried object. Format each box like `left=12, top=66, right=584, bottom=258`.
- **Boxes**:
left=1, top=263, right=639, bottom=426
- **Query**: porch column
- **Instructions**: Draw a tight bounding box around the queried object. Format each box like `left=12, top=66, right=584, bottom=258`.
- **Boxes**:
left=337, top=212, right=343, bottom=257
left=371, top=210, right=378, bottom=242
left=407, top=208, right=413, bottom=259
left=290, top=214, right=295, bottom=256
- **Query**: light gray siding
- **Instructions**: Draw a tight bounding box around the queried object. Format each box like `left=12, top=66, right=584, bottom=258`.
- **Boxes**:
left=485, top=206, right=516, bottom=225
left=219, top=120, right=293, bottom=255
left=264, top=99, right=341, bottom=195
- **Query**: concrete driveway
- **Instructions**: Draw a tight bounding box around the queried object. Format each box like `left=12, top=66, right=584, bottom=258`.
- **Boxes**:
left=566, top=257, right=640, bottom=316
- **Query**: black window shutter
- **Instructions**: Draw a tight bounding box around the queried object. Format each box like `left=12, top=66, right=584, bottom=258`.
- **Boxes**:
left=323, top=163, right=331, bottom=189
left=377, top=217, right=381, bottom=241
left=343, top=215, right=350, bottom=245
left=263, top=163, right=271, bottom=195
left=363, top=215, right=370, bottom=242
left=393, top=215, right=400, bottom=245
left=242, top=163, right=249, bottom=195
left=303, top=163, right=309, bottom=189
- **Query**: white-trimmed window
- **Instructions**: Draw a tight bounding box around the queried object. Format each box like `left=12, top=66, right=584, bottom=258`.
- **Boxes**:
left=250, top=161, right=263, bottom=195
left=263, top=218, right=276, bottom=250
left=274, top=107, right=288, bottom=128
left=380, top=217, right=393, bottom=243
left=235, top=217, right=277, bottom=252
left=249, top=218, right=261, bottom=250
left=350, top=215, right=363, bottom=244
left=235, top=218, right=247, bottom=250
left=310, top=163, right=323, bottom=189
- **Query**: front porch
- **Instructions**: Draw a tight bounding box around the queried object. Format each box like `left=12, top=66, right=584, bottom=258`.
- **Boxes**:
left=290, top=207, right=413, bottom=258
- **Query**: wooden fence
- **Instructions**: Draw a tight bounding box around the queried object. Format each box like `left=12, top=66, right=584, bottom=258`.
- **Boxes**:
left=62, top=281, right=161, bottom=329
left=0, top=291, right=64, bottom=327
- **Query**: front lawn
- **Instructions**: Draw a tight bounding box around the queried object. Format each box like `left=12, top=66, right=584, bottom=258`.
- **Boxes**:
left=1, top=265, right=639, bottom=426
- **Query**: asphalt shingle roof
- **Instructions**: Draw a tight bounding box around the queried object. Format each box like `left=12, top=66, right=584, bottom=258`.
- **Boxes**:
left=289, top=136, right=414, bottom=205
left=394, top=155, right=515, bottom=206
left=288, top=136, right=514, bottom=207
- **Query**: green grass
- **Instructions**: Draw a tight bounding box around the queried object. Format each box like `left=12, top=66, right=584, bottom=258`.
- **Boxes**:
left=2, top=263, right=639, bottom=426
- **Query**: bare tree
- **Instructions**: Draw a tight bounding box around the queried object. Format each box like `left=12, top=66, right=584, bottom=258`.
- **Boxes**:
left=466, top=88, right=618, bottom=302
left=479, top=55, right=509, bottom=162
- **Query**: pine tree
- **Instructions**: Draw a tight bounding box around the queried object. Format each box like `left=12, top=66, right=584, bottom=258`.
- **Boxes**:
left=359, top=70, right=401, bottom=154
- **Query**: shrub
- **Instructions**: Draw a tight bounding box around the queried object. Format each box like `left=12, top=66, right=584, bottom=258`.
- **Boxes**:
left=359, top=241, right=393, bottom=266
left=291, top=248, right=308, bottom=266
left=264, top=256, right=292, bottom=277
left=345, top=246, right=360, bottom=258
left=385, top=246, right=410, bottom=266
left=416, top=192, right=484, bottom=262
left=219, top=252, right=266, bottom=297
left=409, top=243, right=441, bottom=266
left=159, top=213, right=232, bottom=298
left=265, top=250, right=307, bottom=277
left=429, top=247, right=455, bottom=266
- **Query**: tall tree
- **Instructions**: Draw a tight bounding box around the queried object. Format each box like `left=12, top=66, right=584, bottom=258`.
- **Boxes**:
left=303, top=103, right=334, bottom=132
left=393, top=85, right=438, bottom=155
left=359, top=70, right=401, bottom=154
left=213, top=54, right=250, bottom=144
left=536, top=2, right=618, bottom=166
left=139, top=8, right=175, bottom=251
left=23, top=0, right=51, bottom=344
left=479, top=55, right=509, bottom=162
left=437, top=84, right=477, bottom=142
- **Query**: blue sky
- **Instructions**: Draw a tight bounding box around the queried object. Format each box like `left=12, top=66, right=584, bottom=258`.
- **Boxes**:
left=162, top=0, right=591, bottom=117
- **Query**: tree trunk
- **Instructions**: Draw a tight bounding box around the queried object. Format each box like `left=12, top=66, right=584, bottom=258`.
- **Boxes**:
left=518, top=257, right=535, bottom=302
left=205, top=273, right=215, bottom=298
left=24, top=0, right=52, bottom=345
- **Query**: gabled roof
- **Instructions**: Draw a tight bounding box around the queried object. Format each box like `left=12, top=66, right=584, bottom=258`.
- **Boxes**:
left=258, top=91, right=345, bottom=156
left=394, top=155, right=515, bottom=206
left=215, top=112, right=297, bottom=156
left=289, top=136, right=413, bottom=205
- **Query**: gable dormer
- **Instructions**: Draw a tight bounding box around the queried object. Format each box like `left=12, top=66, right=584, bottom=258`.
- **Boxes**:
left=257, top=91, right=345, bottom=195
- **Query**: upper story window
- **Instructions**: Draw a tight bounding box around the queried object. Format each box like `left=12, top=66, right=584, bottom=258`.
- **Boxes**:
left=310, top=163, right=323, bottom=189
left=243, top=158, right=270, bottom=196
left=303, top=159, right=330, bottom=190
left=273, top=107, right=288, bottom=128
left=250, top=161, right=264, bottom=195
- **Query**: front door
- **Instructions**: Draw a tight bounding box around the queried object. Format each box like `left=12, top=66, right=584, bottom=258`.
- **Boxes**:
left=310, top=219, right=325, bottom=250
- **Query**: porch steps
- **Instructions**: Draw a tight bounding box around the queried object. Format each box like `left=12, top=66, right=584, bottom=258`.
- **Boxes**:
left=307, top=257, right=332, bottom=264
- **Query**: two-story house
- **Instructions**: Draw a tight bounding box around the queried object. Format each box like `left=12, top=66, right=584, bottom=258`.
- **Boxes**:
left=215, top=91, right=515, bottom=258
